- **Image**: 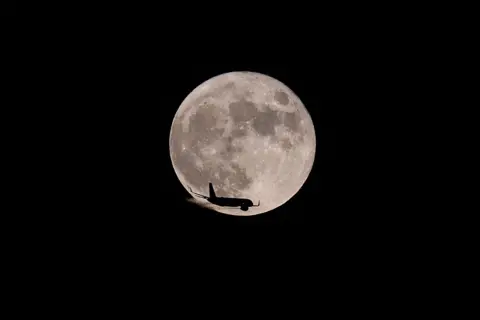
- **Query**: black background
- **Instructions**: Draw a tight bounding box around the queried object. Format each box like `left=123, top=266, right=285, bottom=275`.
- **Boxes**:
left=88, top=63, right=338, bottom=226
left=51, top=62, right=343, bottom=273
left=61, top=54, right=343, bottom=252
left=8, top=5, right=444, bottom=302
left=36, top=11, right=394, bottom=264
left=20, top=10, right=433, bottom=297
left=0, top=0, right=16, bottom=15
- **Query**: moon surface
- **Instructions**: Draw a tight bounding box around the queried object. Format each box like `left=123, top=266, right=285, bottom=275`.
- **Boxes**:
left=169, top=71, right=316, bottom=216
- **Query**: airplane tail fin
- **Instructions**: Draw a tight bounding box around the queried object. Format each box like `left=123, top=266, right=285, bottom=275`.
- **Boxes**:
left=209, top=182, right=216, bottom=199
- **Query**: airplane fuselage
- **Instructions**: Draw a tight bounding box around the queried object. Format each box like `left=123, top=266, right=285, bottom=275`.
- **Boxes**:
left=208, top=197, right=253, bottom=208
left=189, top=182, right=259, bottom=211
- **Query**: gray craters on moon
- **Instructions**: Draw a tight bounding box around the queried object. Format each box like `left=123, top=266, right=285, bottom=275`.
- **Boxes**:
left=189, top=104, right=221, bottom=133
left=170, top=122, right=193, bottom=158
left=274, top=90, right=289, bottom=105
left=222, top=81, right=235, bottom=92
left=172, top=96, right=255, bottom=196
left=170, top=71, right=316, bottom=216
left=217, top=127, right=248, bottom=161
left=188, top=104, right=226, bottom=149
left=211, top=81, right=235, bottom=97
left=170, top=121, right=207, bottom=188
left=228, top=99, right=258, bottom=123
left=252, top=106, right=281, bottom=137
left=280, top=137, right=294, bottom=150
left=198, top=161, right=253, bottom=199
left=282, top=111, right=304, bottom=144
left=224, top=136, right=235, bottom=153
left=207, top=165, right=235, bottom=195
left=183, top=149, right=253, bottom=199
left=220, top=135, right=243, bottom=160
left=283, top=111, right=299, bottom=133
left=228, top=162, right=254, bottom=194
left=230, top=128, right=248, bottom=139
left=170, top=144, right=205, bottom=189
left=189, top=108, right=212, bottom=133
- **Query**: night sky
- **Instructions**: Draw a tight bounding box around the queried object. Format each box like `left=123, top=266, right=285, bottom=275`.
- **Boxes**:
left=73, top=62, right=340, bottom=260
left=71, top=61, right=339, bottom=243
left=50, top=21, right=349, bottom=258
left=29, top=13, right=425, bottom=284
left=0, top=0, right=16, bottom=15
left=18, top=6, right=429, bottom=292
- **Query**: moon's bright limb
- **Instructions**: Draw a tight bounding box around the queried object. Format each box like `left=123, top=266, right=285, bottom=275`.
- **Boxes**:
left=169, top=71, right=316, bottom=216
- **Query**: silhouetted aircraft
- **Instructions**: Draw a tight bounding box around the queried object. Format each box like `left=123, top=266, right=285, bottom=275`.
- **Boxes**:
left=188, top=182, right=260, bottom=211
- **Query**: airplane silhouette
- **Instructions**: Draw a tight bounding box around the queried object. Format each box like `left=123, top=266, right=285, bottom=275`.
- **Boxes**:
left=188, top=182, right=260, bottom=211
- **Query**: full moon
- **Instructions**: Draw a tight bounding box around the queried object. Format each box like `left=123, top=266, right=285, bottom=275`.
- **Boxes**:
left=169, top=71, right=316, bottom=216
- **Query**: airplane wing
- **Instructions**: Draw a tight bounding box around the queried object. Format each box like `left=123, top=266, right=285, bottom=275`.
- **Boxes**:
left=188, top=186, right=209, bottom=199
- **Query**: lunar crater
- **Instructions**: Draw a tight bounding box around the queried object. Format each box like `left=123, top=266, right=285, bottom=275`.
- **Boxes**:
left=228, top=99, right=258, bottom=123
left=251, top=108, right=281, bottom=137
left=274, top=90, right=289, bottom=105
